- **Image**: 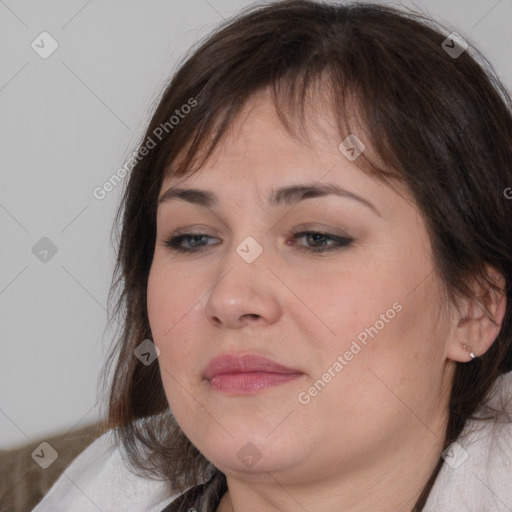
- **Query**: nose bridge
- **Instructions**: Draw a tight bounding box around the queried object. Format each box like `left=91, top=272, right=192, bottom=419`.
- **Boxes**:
left=220, top=199, right=273, bottom=264
left=218, top=230, right=268, bottom=284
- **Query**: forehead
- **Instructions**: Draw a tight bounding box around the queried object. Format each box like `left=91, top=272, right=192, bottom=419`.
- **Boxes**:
left=161, top=90, right=372, bottom=192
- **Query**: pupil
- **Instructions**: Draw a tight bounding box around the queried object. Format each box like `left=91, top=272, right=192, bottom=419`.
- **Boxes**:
left=191, top=235, right=205, bottom=246
left=310, top=233, right=326, bottom=246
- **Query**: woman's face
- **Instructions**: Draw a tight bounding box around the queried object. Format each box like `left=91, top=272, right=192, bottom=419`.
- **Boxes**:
left=147, top=90, right=455, bottom=483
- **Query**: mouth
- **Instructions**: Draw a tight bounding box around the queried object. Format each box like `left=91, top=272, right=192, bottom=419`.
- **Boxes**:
left=203, top=354, right=303, bottom=394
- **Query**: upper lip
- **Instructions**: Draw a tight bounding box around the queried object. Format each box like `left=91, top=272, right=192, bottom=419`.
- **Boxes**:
left=203, top=354, right=301, bottom=380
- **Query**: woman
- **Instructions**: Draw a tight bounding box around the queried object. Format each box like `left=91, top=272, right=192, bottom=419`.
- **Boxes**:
left=32, top=1, right=512, bottom=511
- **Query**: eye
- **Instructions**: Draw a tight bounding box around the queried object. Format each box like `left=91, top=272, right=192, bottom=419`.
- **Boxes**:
left=162, top=232, right=216, bottom=252
left=161, top=230, right=353, bottom=255
left=289, top=230, right=353, bottom=254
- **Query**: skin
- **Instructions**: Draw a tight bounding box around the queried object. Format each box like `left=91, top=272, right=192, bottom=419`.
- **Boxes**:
left=146, top=88, right=506, bottom=512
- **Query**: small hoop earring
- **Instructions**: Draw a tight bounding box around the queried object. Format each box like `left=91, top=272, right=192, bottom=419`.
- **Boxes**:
left=462, top=343, right=476, bottom=359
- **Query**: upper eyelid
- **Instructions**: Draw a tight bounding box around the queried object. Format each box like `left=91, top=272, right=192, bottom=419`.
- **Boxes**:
left=162, top=221, right=352, bottom=235
left=163, top=229, right=352, bottom=243
left=157, top=198, right=375, bottom=234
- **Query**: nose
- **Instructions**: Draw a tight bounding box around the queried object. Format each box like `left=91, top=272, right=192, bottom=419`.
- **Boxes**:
left=202, top=236, right=283, bottom=329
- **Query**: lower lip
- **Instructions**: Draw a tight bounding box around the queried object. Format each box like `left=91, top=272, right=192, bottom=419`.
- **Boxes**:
left=208, top=372, right=302, bottom=393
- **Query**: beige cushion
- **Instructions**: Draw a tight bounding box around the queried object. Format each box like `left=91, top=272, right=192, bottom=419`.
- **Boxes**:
left=0, top=422, right=107, bottom=512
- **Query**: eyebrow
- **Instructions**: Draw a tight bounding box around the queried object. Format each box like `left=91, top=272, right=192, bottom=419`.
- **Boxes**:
left=158, top=182, right=381, bottom=216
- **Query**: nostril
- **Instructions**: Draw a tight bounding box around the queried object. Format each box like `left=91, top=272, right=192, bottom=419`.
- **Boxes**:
left=242, top=314, right=260, bottom=321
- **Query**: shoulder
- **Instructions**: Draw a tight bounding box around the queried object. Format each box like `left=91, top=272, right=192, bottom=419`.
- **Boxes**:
left=31, top=429, right=190, bottom=512
left=425, top=371, right=512, bottom=511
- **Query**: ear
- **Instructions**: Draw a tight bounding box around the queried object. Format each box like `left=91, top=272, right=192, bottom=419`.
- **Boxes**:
left=447, top=265, right=507, bottom=362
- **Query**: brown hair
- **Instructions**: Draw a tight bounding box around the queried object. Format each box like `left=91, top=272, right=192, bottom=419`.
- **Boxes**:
left=99, top=1, right=512, bottom=509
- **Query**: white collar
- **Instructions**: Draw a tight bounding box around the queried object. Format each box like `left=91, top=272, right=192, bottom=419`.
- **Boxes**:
left=424, top=370, right=512, bottom=511
left=31, top=428, right=187, bottom=512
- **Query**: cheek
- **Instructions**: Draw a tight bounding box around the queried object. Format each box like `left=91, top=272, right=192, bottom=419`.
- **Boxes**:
left=146, top=264, right=202, bottom=377
left=147, top=262, right=192, bottom=339
left=312, top=263, right=440, bottom=386
left=313, top=273, right=397, bottom=350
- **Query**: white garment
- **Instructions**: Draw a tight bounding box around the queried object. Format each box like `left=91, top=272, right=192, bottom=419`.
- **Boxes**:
left=424, top=370, right=512, bottom=512
left=32, top=371, right=512, bottom=512
left=30, top=429, right=184, bottom=512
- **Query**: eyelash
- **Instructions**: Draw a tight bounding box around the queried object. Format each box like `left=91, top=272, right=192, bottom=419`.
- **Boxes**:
left=162, top=230, right=353, bottom=255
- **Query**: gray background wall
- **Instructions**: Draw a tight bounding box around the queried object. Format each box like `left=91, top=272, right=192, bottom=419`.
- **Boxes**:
left=1, top=0, right=511, bottom=449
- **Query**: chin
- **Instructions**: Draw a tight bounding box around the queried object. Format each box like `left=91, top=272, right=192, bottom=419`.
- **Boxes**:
left=197, top=427, right=302, bottom=475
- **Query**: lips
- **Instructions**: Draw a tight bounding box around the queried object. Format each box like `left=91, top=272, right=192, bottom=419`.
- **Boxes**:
left=203, top=354, right=301, bottom=380
left=203, top=354, right=304, bottom=394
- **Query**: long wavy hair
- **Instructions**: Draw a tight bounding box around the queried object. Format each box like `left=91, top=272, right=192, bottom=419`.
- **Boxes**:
left=99, top=1, right=512, bottom=510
